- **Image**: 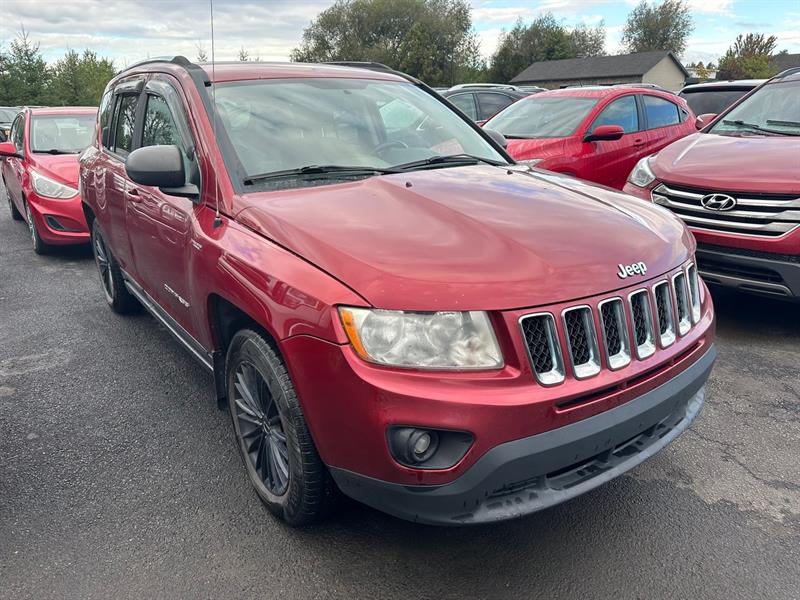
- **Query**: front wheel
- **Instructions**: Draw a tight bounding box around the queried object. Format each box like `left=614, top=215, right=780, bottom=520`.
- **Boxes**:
left=90, top=220, right=139, bottom=314
left=25, top=200, right=49, bottom=255
left=226, top=329, right=337, bottom=526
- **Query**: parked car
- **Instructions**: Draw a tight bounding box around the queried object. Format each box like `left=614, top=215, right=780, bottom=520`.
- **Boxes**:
left=678, top=79, right=765, bottom=116
left=624, top=68, right=800, bottom=300
left=0, top=107, right=19, bottom=142
left=485, top=86, right=696, bottom=190
left=80, top=56, right=715, bottom=526
left=442, top=87, right=533, bottom=124
left=0, top=106, right=97, bottom=254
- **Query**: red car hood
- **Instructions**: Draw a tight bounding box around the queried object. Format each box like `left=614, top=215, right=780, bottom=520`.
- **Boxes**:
left=505, top=137, right=569, bottom=161
left=652, top=132, right=800, bottom=193
left=235, top=166, right=692, bottom=311
left=31, top=154, right=80, bottom=187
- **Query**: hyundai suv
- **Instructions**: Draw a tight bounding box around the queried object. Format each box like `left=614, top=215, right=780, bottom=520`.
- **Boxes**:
left=80, top=57, right=715, bottom=526
left=625, top=68, right=800, bottom=300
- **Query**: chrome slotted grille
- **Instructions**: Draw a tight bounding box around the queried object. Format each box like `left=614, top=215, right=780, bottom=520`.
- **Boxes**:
left=652, top=183, right=800, bottom=238
left=520, top=265, right=700, bottom=384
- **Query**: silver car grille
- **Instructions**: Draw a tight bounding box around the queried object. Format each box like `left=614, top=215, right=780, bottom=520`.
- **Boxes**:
left=652, top=183, right=800, bottom=237
left=519, top=264, right=701, bottom=385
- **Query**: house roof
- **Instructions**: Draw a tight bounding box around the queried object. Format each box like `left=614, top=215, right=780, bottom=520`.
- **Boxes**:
left=771, top=53, right=800, bottom=73
left=511, top=51, right=689, bottom=84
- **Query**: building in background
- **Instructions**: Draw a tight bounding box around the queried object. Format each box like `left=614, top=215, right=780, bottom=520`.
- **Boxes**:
left=511, top=51, right=689, bottom=91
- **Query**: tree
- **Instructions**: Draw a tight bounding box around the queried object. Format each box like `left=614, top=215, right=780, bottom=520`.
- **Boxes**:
left=621, top=0, right=693, bottom=56
left=717, top=33, right=778, bottom=79
left=195, top=42, right=208, bottom=62
left=291, top=0, right=484, bottom=87
left=488, top=14, right=605, bottom=83
left=0, top=28, right=49, bottom=106
left=47, top=49, right=115, bottom=106
left=237, top=46, right=250, bottom=61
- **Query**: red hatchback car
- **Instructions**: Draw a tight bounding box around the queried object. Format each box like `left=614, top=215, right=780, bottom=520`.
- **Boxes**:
left=484, top=86, right=696, bottom=190
left=0, top=107, right=97, bottom=253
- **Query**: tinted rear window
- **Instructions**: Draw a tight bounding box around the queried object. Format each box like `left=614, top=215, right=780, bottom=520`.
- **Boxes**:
left=680, top=89, right=749, bottom=115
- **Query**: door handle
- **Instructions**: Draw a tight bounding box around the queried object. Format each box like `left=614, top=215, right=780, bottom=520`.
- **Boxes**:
left=124, top=187, right=142, bottom=202
left=633, top=138, right=645, bottom=147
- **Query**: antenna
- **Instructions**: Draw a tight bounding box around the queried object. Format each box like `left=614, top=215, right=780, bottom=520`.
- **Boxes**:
left=210, top=0, right=222, bottom=228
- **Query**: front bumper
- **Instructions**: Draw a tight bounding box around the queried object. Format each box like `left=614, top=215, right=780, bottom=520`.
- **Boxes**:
left=28, top=193, right=89, bottom=245
left=330, top=344, right=715, bottom=525
left=696, top=244, right=800, bottom=300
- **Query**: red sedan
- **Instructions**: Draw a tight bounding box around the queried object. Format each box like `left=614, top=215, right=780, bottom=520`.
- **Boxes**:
left=484, top=86, right=696, bottom=190
left=0, top=106, right=97, bottom=254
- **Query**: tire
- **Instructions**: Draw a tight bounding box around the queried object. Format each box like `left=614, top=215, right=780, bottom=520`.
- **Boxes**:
left=226, top=329, right=337, bottom=526
left=24, top=200, right=50, bottom=255
left=90, top=220, right=140, bottom=314
left=3, top=179, right=23, bottom=221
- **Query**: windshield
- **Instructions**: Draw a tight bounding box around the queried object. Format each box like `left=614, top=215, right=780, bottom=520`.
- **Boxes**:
left=709, top=78, right=800, bottom=136
left=485, top=96, right=599, bottom=138
left=214, top=78, right=506, bottom=190
left=0, top=108, right=19, bottom=122
left=680, top=89, right=749, bottom=115
left=30, top=114, right=96, bottom=153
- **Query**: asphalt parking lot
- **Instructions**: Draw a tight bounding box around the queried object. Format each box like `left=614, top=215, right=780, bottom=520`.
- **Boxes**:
left=0, top=180, right=798, bottom=600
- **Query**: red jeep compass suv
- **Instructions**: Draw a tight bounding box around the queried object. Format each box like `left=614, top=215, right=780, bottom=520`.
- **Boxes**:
left=625, top=68, right=800, bottom=300
left=80, top=57, right=715, bottom=526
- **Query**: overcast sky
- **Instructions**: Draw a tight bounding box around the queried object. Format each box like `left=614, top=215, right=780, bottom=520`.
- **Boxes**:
left=1, top=0, right=798, bottom=69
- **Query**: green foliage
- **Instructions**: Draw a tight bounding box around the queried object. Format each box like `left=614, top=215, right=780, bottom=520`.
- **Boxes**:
left=291, top=0, right=484, bottom=87
left=488, top=14, right=605, bottom=83
left=0, top=30, right=115, bottom=107
left=621, top=0, right=693, bottom=56
left=717, top=33, right=779, bottom=79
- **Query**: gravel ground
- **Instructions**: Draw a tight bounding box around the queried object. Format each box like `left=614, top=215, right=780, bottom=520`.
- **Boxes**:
left=0, top=179, right=798, bottom=599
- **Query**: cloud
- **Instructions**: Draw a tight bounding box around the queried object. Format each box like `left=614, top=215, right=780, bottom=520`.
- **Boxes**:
left=686, top=0, right=734, bottom=16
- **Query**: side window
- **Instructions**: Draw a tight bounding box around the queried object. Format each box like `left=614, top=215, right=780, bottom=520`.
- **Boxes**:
left=98, top=90, right=113, bottom=147
left=592, top=96, right=639, bottom=133
left=643, top=95, right=680, bottom=129
left=477, top=92, right=513, bottom=121
left=142, top=95, right=183, bottom=149
left=448, top=93, right=478, bottom=121
left=111, top=94, right=139, bottom=157
left=11, top=115, right=25, bottom=152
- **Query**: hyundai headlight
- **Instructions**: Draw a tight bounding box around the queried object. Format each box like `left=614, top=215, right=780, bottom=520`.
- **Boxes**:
left=338, top=307, right=503, bottom=370
left=628, top=156, right=656, bottom=188
left=30, top=169, right=78, bottom=199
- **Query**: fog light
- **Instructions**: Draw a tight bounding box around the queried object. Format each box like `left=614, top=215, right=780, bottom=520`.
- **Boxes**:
left=387, top=426, right=472, bottom=470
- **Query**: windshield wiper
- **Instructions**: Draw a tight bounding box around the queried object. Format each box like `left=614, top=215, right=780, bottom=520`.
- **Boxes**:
left=721, top=119, right=794, bottom=136
left=391, top=154, right=506, bottom=171
left=766, top=119, right=800, bottom=129
left=35, top=149, right=79, bottom=155
left=243, top=164, right=402, bottom=185
left=503, top=135, right=534, bottom=139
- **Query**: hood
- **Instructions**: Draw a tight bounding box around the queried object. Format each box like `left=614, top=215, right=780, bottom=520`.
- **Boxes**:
left=235, top=166, right=692, bottom=311
left=505, top=137, right=570, bottom=162
left=31, top=154, right=80, bottom=187
left=652, top=132, right=800, bottom=193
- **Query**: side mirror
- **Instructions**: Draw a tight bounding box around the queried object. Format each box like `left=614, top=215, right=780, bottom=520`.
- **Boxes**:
left=695, top=113, right=717, bottom=130
left=584, top=124, right=625, bottom=142
left=0, top=141, right=22, bottom=158
left=125, top=145, right=199, bottom=200
left=483, top=128, right=508, bottom=149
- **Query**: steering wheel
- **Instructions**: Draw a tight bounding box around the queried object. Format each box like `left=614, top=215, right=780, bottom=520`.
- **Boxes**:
left=373, top=140, right=409, bottom=156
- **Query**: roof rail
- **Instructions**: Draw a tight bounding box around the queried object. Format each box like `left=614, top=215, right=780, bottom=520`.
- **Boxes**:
left=118, top=55, right=209, bottom=84
left=774, top=66, right=800, bottom=79
left=324, top=61, right=396, bottom=73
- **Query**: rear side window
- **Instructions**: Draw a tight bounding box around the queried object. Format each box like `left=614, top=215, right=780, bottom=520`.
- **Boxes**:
left=643, top=95, right=680, bottom=129
left=679, top=89, right=748, bottom=115
left=476, top=92, right=513, bottom=121
left=448, top=93, right=478, bottom=121
left=112, top=95, right=139, bottom=157
left=593, top=95, right=639, bottom=133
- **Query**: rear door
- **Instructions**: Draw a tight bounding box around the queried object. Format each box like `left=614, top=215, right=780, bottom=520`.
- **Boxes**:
left=446, top=92, right=479, bottom=122
left=124, top=77, right=202, bottom=331
left=640, top=93, right=687, bottom=156
left=581, top=94, right=643, bottom=189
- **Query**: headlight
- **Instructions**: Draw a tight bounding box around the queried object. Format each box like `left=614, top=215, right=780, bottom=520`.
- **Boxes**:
left=628, top=156, right=656, bottom=188
left=30, top=169, right=78, bottom=199
left=517, top=158, right=544, bottom=168
left=338, top=307, right=503, bottom=370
